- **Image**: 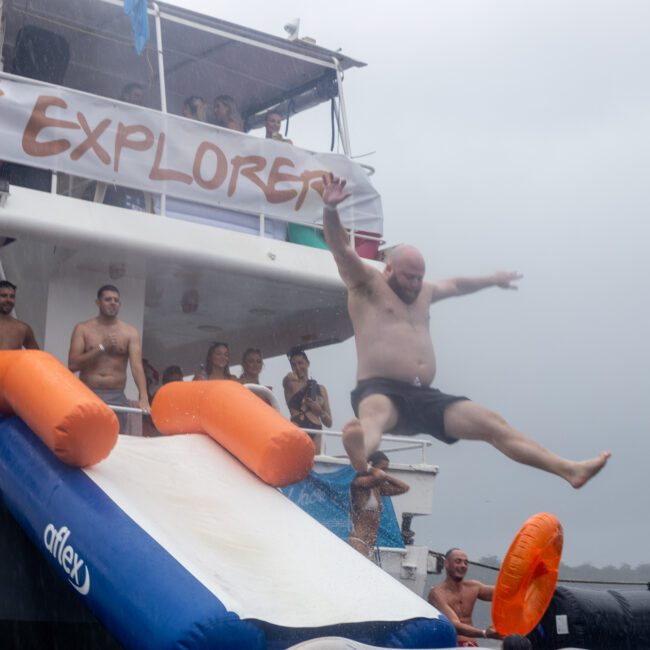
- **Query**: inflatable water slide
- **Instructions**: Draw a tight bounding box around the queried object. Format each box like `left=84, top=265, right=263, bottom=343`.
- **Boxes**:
left=0, top=351, right=456, bottom=649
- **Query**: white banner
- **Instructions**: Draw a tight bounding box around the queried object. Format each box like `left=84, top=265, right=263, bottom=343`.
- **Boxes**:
left=0, top=74, right=383, bottom=232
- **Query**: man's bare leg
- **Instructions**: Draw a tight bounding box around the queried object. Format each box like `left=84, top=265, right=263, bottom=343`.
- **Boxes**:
left=343, top=395, right=399, bottom=473
left=444, top=401, right=610, bottom=488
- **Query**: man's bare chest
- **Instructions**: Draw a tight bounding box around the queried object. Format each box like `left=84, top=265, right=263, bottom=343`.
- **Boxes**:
left=448, top=587, right=479, bottom=618
left=86, top=326, right=129, bottom=355
left=350, top=290, right=430, bottom=328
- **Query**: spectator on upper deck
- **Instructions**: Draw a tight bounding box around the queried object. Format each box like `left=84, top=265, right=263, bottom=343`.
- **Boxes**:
left=283, top=348, right=332, bottom=453
left=183, top=96, right=208, bottom=122
left=194, top=341, right=237, bottom=381
left=213, top=95, right=244, bottom=132
left=99, top=82, right=148, bottom=211
left=120, top=82, right=145, bottom=106
left=265, top=109, right=293, bottom=144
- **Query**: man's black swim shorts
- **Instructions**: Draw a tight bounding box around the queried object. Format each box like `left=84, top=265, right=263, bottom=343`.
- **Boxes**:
left=350, top=378, right=469, bottom=444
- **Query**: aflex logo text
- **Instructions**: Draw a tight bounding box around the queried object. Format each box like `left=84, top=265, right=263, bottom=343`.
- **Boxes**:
left=43, top=524, right=90, bottom=595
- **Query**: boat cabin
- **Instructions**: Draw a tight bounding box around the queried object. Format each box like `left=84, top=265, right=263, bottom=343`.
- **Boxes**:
left=0, top=0, right=384, bottom=384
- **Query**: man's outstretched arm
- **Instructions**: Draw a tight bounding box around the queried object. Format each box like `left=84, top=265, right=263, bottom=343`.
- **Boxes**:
left=429, top=271, right=523, bottom=304
left=321, top=173, right=374, bottom=289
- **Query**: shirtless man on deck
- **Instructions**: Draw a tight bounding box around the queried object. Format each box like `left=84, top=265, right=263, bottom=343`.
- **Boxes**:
left=0, top=280, right=39, bottom=350
left=68, top=285, right=149, bottom=433
left=428, top=548, right=501, bottom=646
left=321, top=173, right=609, bottom=487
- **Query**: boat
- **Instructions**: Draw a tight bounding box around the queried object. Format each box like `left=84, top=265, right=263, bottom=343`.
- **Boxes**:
left=0, top=1, right=455, bottom=648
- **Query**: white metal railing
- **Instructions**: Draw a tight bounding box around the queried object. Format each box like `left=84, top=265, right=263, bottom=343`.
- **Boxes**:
left=106, top=405, right=431, bottom=463
left=303, top=428, right=432, bottom=463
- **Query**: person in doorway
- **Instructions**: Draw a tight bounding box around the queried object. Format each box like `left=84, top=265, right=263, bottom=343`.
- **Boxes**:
left=68, top=285, right=149, bottom=433
left=320, top=172, right=609, bottom=488
left=428, top=548, right=502, bottom=646
left=348, top=448, right=409, bottom=561
left=0, top=280, right=39, bottom=350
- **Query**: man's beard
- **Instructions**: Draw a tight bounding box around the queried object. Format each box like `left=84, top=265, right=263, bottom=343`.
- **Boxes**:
left=387, top=275, right=418, bottom=304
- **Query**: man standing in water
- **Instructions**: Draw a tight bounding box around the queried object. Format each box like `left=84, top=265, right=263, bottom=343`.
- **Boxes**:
left=321, top=173, right=609, bottom=487
left=68, top=285, right=149, bottom=433
left=0, top=280, right=39, bottom=350
left=428, top=548, right=501, bottom=646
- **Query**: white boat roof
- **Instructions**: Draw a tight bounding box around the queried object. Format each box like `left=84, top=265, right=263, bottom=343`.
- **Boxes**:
left=2, top=0, right=366, bottom=126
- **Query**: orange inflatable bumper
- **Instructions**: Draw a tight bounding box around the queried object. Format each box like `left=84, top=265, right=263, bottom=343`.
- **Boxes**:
left=492, top=512, right=563, bottom=636
left=0, top=350, right=119, bottom=467
left=152, top=380, right=314, bottom=487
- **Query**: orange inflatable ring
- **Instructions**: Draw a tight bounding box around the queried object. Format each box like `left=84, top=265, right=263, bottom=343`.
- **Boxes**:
left=151, top=380, right=314, bottom=487
left=492, top=512, right=563, bottom=636
left=0, top=350, right=119, bottom=467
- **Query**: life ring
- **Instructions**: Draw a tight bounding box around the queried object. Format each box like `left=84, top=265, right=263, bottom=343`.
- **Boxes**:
left=492, top=512, right=563, bottom=636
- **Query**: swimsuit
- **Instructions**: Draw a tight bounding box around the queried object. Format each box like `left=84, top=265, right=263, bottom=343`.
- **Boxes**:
left=91, top=388, right=129, bottom=434
left=288, top=383, right=323, bottom=430
left=351, top=377, right=469, bottom=444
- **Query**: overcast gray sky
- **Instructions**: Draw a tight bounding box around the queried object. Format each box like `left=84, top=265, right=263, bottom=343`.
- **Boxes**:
left=174, top=0, right=649, bottom=568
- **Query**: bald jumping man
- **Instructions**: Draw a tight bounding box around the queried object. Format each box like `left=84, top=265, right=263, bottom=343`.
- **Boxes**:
left=321, top=173, right=609, bottom=487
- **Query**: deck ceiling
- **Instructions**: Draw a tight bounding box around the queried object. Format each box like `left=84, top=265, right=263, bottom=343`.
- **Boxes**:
left=70, top=245, right=353, bottom=371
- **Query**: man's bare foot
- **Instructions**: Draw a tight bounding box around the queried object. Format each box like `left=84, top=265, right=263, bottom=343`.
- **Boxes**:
left=342, top=419, right=369, bottom=474
left=567, top=451, right=611, bottom=488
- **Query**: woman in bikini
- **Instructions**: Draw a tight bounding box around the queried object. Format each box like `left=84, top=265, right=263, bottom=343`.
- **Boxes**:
left=348, top=449, right=410, bottom=561
left=282, top=348, right=332, bottom=453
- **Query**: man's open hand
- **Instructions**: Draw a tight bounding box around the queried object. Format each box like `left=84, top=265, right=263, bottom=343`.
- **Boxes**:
left=322, top=172, right=351, bottom=208
left=494, top=271, right=523, bottom=290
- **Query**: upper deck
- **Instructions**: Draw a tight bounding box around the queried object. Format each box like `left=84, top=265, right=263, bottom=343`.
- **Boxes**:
left=0, top=0, right=384, bottom=368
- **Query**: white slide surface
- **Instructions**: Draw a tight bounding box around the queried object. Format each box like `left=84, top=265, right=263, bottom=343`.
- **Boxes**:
left=84, top=434, right=441, bottom=628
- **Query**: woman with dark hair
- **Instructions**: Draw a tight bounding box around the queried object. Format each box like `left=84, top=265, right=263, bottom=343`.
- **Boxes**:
left=213, top=95, right=244, bottom=132
left=194, top=342, right=236, bottom=381
left=283, top=348, right=332, bottom=453
left=238, top=348, right=264, bottom=385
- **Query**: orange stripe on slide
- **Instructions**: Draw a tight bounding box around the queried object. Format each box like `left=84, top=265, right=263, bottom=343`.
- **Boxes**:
left=492, top=512, right=563, bottom=636
left=151, top=380, right=315, bottom=487
left=0, top=350, right=119, bottom=467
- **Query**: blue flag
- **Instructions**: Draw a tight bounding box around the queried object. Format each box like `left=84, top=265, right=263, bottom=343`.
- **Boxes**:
left=124, top=0, right=150, bottom=55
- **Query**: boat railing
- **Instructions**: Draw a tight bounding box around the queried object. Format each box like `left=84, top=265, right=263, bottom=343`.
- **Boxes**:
left=48, top=169, right=385, bottom=254
left=2, top=66, right=384, bottom=258
left=302, top=428, right=432, bottom=463
left=106, top=404, right=431, bottom=463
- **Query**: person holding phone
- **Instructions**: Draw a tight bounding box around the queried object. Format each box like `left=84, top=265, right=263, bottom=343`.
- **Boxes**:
left=283, top=348, right=332, bottom=453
